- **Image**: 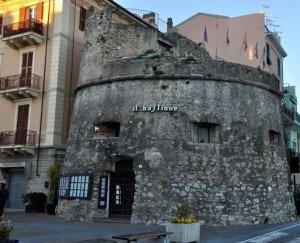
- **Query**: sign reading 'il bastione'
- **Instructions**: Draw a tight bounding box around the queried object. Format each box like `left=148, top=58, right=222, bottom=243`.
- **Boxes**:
left=132, top=105, right=178, bottom=112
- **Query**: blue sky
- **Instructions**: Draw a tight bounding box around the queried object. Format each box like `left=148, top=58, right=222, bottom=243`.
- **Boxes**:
left=114, top=0, right=299, bottom=109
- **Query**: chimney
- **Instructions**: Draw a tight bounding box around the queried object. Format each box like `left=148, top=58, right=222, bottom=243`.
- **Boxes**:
left=167, top=18, right=173, bottom=32
left=143, top=12, right=157, bottom=28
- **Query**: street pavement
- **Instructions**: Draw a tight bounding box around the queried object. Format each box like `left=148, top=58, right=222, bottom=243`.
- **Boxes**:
left=3, top=210, right=300, bottom=243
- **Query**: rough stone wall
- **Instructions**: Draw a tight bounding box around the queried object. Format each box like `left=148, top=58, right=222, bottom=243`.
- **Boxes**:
left=79, top=8, right=159, bottom=86
left=57, top=7, right=296, bottom=225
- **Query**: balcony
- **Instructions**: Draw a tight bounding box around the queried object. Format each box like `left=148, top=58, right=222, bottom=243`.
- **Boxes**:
left=2, top=19, right=44, bottom=49
left=0, top=130, right=36, bottom=155
left=0, top=73, right=41, bottom=101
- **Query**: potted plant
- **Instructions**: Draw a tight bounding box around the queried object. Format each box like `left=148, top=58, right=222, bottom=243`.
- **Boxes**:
left=22, top=192, right=47, bottom=213
left=46, top=161, right=62, bottom=215
left=166, top=203, right=200, bottom=243
left=0, top=216, right=13, bottom=243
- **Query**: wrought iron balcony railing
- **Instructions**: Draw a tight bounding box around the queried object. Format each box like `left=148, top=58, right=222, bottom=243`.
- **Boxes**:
left=0, top=130, right=36, bottom=146
left=282, top=104, right=295, bottom=121
left=3, top=19, right=43, bottom=38
left=0, top=73, right=41, bottom=91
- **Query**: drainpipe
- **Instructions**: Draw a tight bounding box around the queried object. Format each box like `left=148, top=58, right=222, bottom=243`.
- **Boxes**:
left=67, top=0, right=76, bottom=133
left=36, top=0, right=51, bottom=176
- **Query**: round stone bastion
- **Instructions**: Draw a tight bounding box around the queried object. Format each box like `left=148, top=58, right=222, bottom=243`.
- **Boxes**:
left=57, top=8, right=296, bottom=225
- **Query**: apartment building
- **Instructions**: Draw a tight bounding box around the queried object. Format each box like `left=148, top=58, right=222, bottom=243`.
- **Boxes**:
left=0, top=0, right=86, bottom=209
left=176, top=11, right=287, bottom=90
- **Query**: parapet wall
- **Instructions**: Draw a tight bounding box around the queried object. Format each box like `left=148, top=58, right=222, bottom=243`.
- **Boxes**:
left=77, top=7, right=279, bottom=94
left=78, top=8, right=159, bottom=85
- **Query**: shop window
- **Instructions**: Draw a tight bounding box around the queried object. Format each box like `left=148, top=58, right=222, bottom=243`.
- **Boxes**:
left=79, top=7, right=87, bottom=31
left=192, top=123, right=217, bottom=143
left=94, top=121, right=120, bottom=137
left=269, top=130, right=280, bottom=145
left=58, top=173, right=93, bottom=199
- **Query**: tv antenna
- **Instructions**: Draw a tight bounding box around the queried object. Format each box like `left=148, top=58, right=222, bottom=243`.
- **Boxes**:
left=265, top=15, right=281, bottom=32
left=261, top=4, right=269, bottom=13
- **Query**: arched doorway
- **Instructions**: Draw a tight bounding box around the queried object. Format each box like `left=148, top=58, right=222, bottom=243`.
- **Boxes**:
left=109, top=160, right=135, bottom=218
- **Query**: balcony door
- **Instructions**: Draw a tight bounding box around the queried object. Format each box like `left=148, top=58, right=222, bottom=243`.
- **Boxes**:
left=20, top=51, right=33, bottom=87
left=15, top=104, right=29, bottom=145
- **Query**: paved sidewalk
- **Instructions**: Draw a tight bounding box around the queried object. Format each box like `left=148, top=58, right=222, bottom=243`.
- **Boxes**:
left=3, top=211, right=300, bottom=243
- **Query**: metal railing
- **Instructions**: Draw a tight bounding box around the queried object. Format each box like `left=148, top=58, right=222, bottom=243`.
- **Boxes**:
left=0, top=73, right=41, bottom=91
left=113, top=8, right=169, bottom=33
left=3, top=19, right=43, bottom=38
left=282, top=104, right=295, bottom=121
left=0, top=130, right=36, bottom=146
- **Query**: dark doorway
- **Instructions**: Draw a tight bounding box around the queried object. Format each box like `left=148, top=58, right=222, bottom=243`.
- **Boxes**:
left=109, top=160, right=135, bottom=218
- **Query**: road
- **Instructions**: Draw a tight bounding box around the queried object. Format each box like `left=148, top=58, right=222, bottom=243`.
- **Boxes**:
left=5, top=211, right=300, bottom=242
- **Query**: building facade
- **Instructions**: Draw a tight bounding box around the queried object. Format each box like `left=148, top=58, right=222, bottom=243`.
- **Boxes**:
left=282, top=85, right=300, bottom=205
left=57, top=4, right=296, bottom=225
left=175, top=12, right=287, bottom=91
left=0, top=0, right=85, bottom=209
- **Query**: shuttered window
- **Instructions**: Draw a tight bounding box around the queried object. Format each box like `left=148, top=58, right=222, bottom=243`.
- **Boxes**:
left=36, top=2, right=43, bottom=22
left=19, top=7, right=25, bottom=21
left=79, top=7, right=87, bottom=31
left=19, top=3, right=43, bottom=22
left=0, top=13, right=3, bottom=35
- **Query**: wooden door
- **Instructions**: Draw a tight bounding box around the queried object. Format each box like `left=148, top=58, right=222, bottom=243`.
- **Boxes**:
left=20, top=52, right=33, bottom=87
left=15, top=104, right=29, bottom=145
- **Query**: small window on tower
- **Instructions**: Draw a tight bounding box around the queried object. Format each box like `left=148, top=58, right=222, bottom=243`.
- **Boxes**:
left=198, top=126, right=209, bottom=143
left=192, top=123, right=217, bottom=143
left=94, top=121, right=120, bottom=137
left=269, top=130, right=280, bottom=145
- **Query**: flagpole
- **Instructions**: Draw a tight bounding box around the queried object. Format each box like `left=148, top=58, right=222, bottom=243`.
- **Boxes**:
left=224, top=28, right=230, bottom=59
left=239, top=33, right=248, bottom=63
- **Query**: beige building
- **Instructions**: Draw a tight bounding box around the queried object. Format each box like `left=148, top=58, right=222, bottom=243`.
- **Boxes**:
left=0, top=0, right=86, bottom=209
left=176, top=11, right=287, bottom=90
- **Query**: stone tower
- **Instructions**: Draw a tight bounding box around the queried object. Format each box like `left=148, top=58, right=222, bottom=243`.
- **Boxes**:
left=57, top=7, right=296, bottom=225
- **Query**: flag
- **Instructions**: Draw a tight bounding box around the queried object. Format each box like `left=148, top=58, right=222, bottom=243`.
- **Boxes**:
left=254, top=41, right=258, bottom=59
left=262, top=47, right=266, bottom=69
left=203, top=26, right=208, bottom=43
left=243, top=34, right=248, bottom=51
left=226, top=29, right=230, bottom=45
